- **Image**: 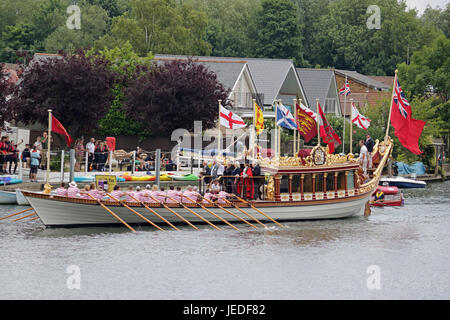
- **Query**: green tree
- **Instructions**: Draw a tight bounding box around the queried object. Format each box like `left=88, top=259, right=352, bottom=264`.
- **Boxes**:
left=254, top=0, right=306, bottom=66
left=310, top=0, right=442, bottom=75
left=94, top=0, right=211, bottom=56
left=89, top=41, right=154, bottom=137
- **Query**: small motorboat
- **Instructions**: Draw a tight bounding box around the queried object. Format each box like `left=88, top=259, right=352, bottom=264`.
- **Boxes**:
left=0, top=190, right=18, bottom=204
left=379, top=176, right=426, bottom=189
left=370, top=186, right=404, bottom=207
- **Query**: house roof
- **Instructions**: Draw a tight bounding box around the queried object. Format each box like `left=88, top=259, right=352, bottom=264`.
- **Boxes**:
left=296, top=68, right=335, bottom=107
left=153, top=55, right=247, bottom=92
left=335, top=69, right=390, bottom=91
left=367, top=75, right=394, bottom=88
left=154, top=54, right=299, bottom=106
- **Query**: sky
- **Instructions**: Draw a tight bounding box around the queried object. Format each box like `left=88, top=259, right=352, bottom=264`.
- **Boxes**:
left=404, top=0, right=449, bottom=14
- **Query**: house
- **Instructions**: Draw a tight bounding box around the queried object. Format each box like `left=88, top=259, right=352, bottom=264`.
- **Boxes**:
left=334, top=69, right=392, bottom=115
left=154, top=54, right=308, bottom=119
left=296, top=68, right=342, bottom=115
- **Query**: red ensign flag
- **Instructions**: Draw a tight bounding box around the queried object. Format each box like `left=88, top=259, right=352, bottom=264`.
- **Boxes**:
left=51, top=115, right=73, bottom=147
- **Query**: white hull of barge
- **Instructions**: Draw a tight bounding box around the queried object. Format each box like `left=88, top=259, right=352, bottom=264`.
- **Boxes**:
left=25, top=194, right=371, bottom=227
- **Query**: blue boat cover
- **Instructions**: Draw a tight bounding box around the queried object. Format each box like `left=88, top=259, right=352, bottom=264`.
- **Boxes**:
left=395, top=161, right=426, bottom=175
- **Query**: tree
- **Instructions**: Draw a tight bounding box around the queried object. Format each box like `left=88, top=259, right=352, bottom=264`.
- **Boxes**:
left=254, top=0, right=306, bottom=66
left=94, top=0, right=211, bottom=56
left=10, top=51, right=116, bottom=139
left=186, top=0, right=260, bottom=58
left=89, top=41, right=153, bottom=137
left=309, top=0, right=442, bottom=75
left=0, top=64, right=13, bottom=128
left=421, top=3, right=450, bottom=38
left=43, top=2, right=110, bottom=54
left=124, top=59, right=229, bottom=135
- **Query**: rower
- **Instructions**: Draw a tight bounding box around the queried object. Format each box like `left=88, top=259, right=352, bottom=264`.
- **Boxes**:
left=166, top=186, right=178, bottom=203
left=182, top=186, right=194, bottom=203
left=140, top=185, right=152, bottom=203
left=202, top=189, right=214, bottom=204
left=109, top=185, right=125, bottom=200
left=374, top=189, right=385, bottom=203
left=56, top=182, right=68, bottom=197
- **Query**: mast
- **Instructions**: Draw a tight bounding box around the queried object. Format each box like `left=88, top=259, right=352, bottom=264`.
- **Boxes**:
left=218, top=100, right=222, bottom=157
left=46, top=109, right=52, bottom=185
left=316, top=99, right=320, bottom=146
left=350, top=98, right=353, bottom=154
left=385, top=69, right=398, bottom=140
left=293, top=98, right=297, bottom=156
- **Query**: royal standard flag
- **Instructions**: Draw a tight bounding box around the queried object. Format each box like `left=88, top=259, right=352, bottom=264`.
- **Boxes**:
left=254, top=101, right=264, bottom=135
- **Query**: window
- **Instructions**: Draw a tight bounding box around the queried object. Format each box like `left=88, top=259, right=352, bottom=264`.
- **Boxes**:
left=280, top=175, right=289, bottom=193
left=292, top=175, right=301, bottom=193
left=324, top=98, right=336, bottom=113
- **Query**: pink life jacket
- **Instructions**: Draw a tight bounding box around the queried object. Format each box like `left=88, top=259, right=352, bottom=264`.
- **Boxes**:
left=166, top=190, right=178, bottom=203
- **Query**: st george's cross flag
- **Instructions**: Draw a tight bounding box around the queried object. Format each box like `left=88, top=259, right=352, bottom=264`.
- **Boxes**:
left=219, top=105, right=247, bottom=129
left=276, top=103, right=297, bottom=130
left=390, top=79, right=425, bottom=155
left=351, top=103, right=371, bottom=130
left=295, top=101, right=320, bottom=142
left=317, top=103, right=341, bottom=154
left=51, top=115, right=73, bottom=147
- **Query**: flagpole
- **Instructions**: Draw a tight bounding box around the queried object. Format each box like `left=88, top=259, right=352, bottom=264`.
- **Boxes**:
left=252, top=98, right=257, bottom=159
left=385, top=69, right=398, bottom=140
left=218, top=100, right=222, bottom=157
left=298, top=99, right=303, bottom=152
left=277, top=100, right=281, bottom=157
left=342, top=74, right=347, bottom=154
left=350, top=98, right=353, bottom=154
left=293, top=98, right=297, bottom=156
left=316, top=99, right=320, bottom=146
left=46, top=109, right=52, bottom=185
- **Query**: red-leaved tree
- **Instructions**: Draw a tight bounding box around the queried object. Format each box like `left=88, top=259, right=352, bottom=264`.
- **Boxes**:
left=10, top=51, right=116, bottom=139
left=0, top=64, right=13, bottom=129
left=124, top=59, right=229, bottom=135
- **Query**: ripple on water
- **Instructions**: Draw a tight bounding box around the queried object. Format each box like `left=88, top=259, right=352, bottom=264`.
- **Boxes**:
left=1, top=181, right=449, bottom=299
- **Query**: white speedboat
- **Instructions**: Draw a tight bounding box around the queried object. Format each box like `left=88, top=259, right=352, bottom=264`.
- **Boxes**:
left=0, top=190, right=18, bottom=204
left=379, top=176, right=426, bottom=189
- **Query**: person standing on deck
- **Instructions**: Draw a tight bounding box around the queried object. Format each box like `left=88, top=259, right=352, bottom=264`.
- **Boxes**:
left=365, top=134, right=374, bottom=169
left=359, top=140, right=369, bottom=175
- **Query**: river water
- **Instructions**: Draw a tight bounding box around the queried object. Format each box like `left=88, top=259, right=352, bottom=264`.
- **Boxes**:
left=1, top=181, right=449, bottom=300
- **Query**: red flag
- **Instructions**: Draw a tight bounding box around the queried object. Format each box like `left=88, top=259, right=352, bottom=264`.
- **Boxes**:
left=51, top=115, right=73, bottom=147
left=295, top=102, right=318, bottom=142
left=390, top=79, right=425, bottom=155
left=317, top=103, right=341, bottom=154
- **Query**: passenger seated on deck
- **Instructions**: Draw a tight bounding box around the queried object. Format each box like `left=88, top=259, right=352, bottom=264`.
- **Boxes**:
left=166, top=186, right=178, bottom=203
left=109, top=185, right=124, bottom=200
left=56, top=182, right=68, bottom=197
left=67, top=181, right=80, bottom=198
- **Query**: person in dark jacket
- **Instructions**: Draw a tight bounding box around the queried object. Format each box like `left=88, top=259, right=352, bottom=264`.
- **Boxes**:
left=200, top=161, right=211, bottom=185
left=251, top=162, right=263, bottom=200
left=224, top=161, right=235, bottom=193
left=365, top=134, right=375, bottom=153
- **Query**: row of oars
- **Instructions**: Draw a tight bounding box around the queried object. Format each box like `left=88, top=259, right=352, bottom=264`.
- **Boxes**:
left=0, top=194, right=284, bottom=232
left=0, top=207, right=39, bottom=222
left=89, top=193, right=284, bottom=233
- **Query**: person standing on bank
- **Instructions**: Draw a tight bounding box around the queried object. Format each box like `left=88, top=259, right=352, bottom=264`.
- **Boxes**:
left=86, top=138, right=95, bottom=172
left=30, top=146, right=40, bottom=182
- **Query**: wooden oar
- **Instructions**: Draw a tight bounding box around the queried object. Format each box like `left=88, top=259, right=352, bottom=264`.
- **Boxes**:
left=127, top=193, right=179, bottom=231
left=166, top=196, right=221, bottom=230
left=13, top=212, right=37, bottom=222
left=28, top=216, right=40, bottom=222
left=199, top=195, right=258, bottom=229
left=87, top=193, right=136, bottom=233
left=221, top=198, right=266, bottom=228
left=0, top=207, right=33, bottom=221
left=183, top=195, right=239, bottom=231
left=108, top=193, right=164, bottom=231
left=150, top=195, right=198, bottom=230
left=234, top=195, right=284, bottom=227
